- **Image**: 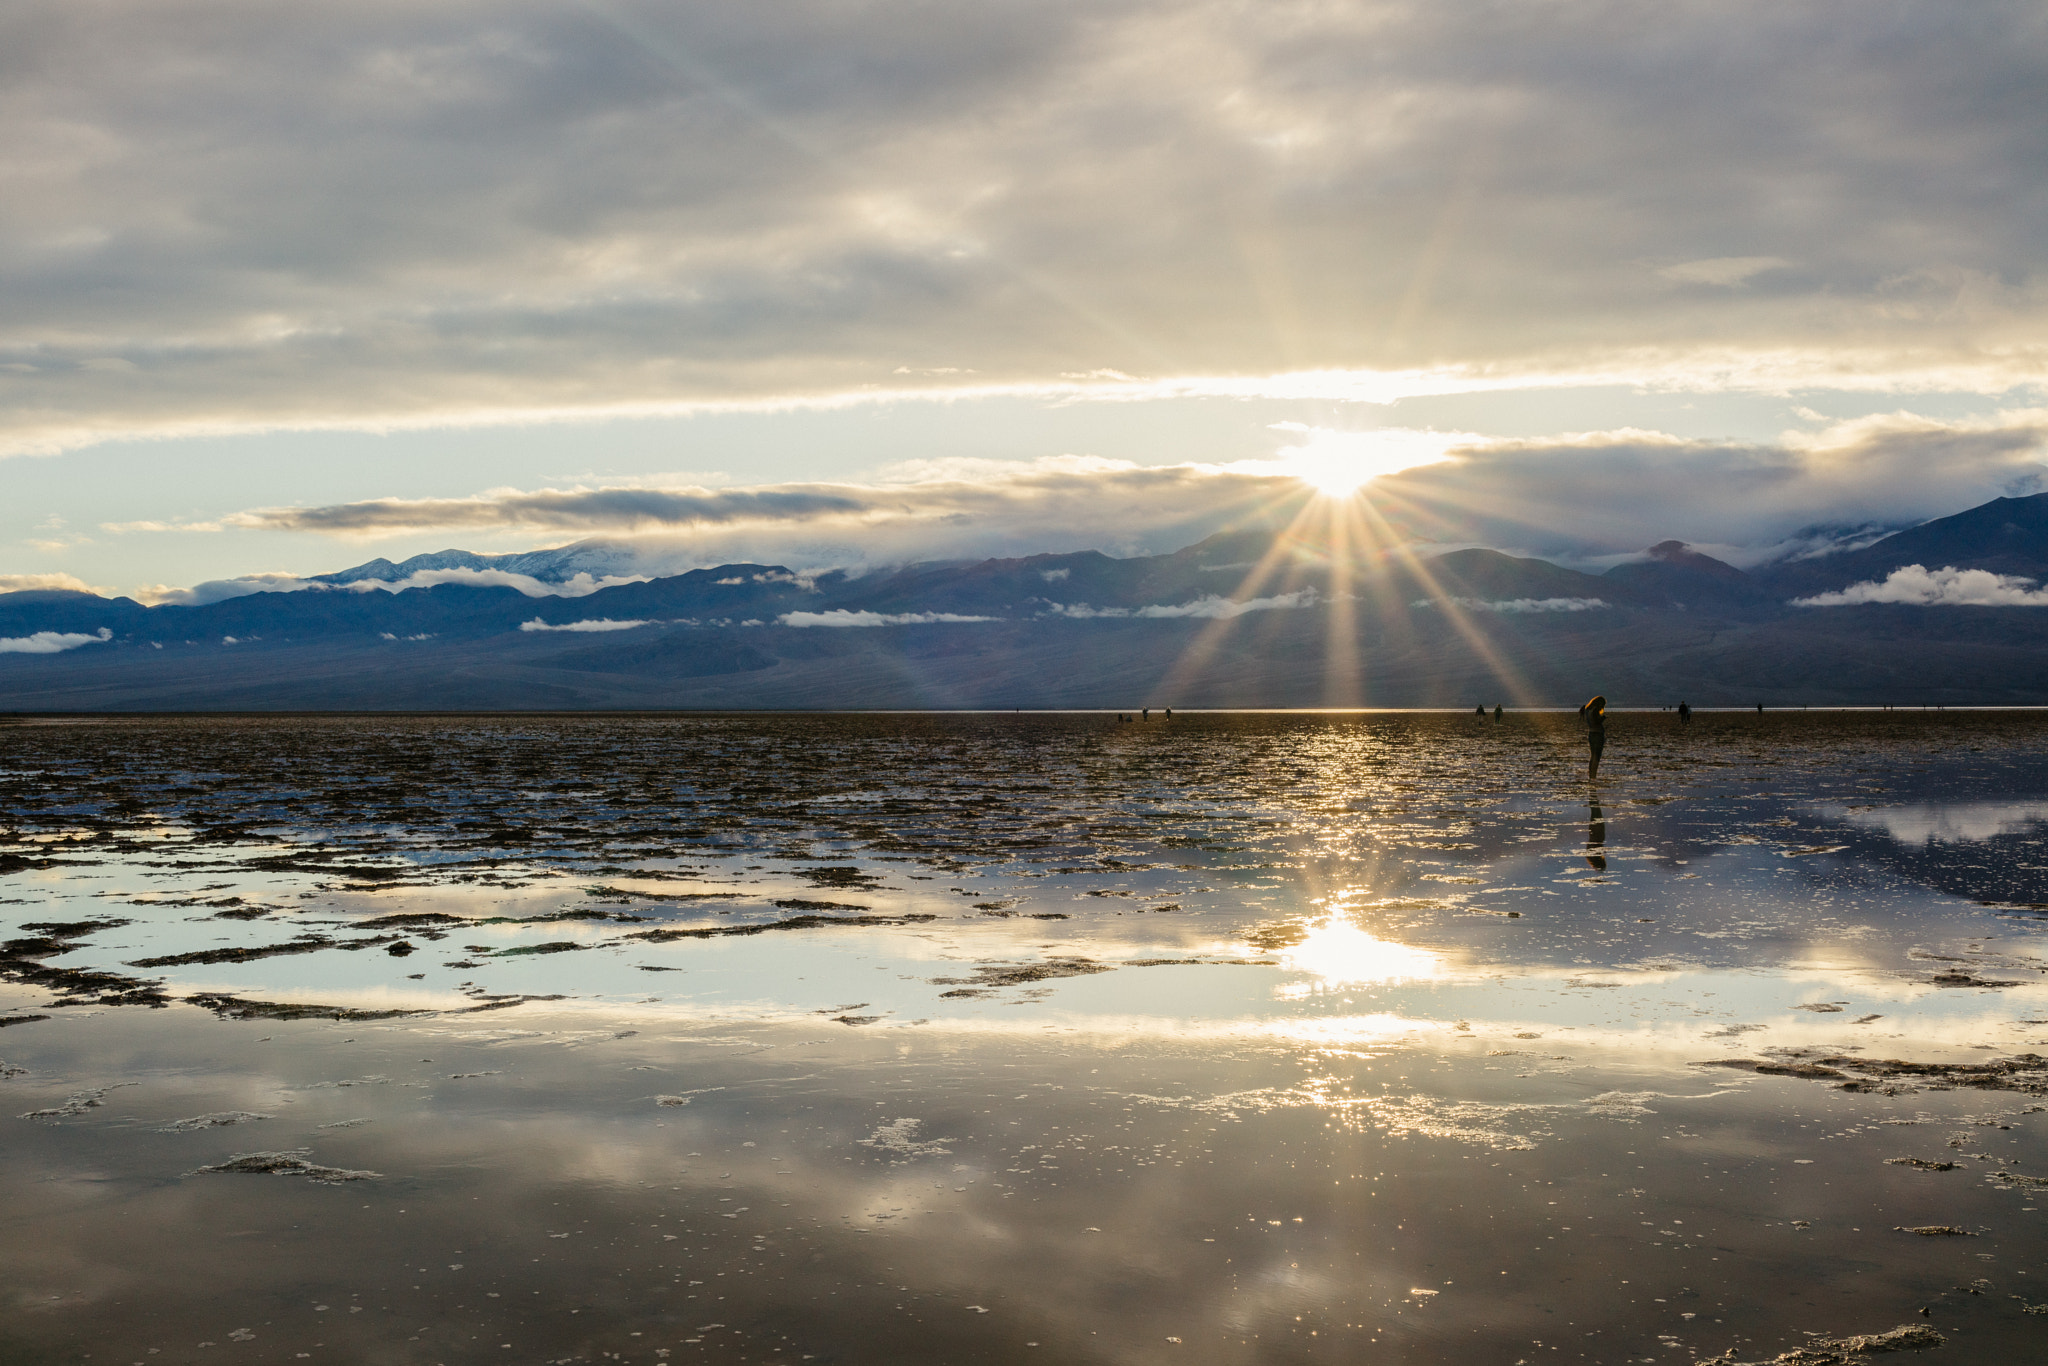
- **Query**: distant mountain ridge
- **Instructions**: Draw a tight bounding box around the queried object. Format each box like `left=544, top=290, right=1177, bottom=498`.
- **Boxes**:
left=312, top=543, right=644, bottom=585
left=8, top=491, right=2048, bottom=708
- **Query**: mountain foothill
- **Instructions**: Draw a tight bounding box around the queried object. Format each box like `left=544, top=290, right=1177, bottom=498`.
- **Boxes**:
left=8, top=493, right=2048, bottom=710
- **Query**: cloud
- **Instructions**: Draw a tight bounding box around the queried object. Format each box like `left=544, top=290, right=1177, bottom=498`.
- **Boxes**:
left=778, top=610, right=997, bottom=627
left=193, top=458, right=1304, bottom=573
left=1826, top=801, right=2048, bottom=845
left=1047, top=589, right=1318, bottom=620
left=0, top=627, right=111, bottom=654
left=349, top=568, right=650, bottom=596
left=69, top=404, right=2045, bottom=607
left=517, top=617, right=651, bottom=632
left=1791, top=564, right=2048, bottom=607
left=1416, top=597, right=1609, bottom=613
left=137, top=566, right=650, bottom=607
left=171, top=408, right=2048, bottom=578
left=0, top=572, right=104, bottom=595
left=227, top=488, right=868, bottom=536
left=1373, top=409, right=2048, bottom=560
left=1656, top=257, right=1793, bottom=287
left=3, top=2, right=2045, bottom=454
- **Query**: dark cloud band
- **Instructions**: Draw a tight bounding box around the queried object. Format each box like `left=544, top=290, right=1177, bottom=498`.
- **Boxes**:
left=3, top=0, right=2045, bottom=452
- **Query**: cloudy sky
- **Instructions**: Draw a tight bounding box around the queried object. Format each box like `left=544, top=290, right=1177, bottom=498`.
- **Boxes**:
left=3, top=0, right=2044, bottom=598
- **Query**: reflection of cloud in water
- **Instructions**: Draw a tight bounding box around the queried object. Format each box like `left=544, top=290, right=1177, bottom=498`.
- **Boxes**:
left=1827, top=802, right=2048, bottom=846
left=1276, top=918, right=1443, bottom=991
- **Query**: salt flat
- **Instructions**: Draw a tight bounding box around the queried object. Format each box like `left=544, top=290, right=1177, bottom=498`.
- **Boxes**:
left=3, top=711, right=2045, bottom=1364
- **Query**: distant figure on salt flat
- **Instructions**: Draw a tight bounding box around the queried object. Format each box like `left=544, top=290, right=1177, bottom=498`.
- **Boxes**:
left=1475, top=705, right=1486, bottom=717
left=1493, top=704, right=1503, bottom=724
left=1756, top=703, right=1764, bottom=713
left=1678, top=701, right=1692, bottom=725
left=1579, top=695, right=1607, bottom=782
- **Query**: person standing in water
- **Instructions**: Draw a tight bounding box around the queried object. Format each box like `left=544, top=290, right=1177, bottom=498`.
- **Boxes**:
left=1579, top=695, right=1607, bottom=781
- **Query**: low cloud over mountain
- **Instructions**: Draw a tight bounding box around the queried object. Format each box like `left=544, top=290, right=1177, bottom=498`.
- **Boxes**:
left=15, top=490, right=2048, bottom=709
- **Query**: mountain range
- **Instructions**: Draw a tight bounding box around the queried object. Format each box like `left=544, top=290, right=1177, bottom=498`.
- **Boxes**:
left=8, top=493, right=2048, bottom=709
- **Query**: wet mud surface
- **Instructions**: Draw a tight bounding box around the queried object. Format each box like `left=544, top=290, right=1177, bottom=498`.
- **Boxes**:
left=4, top=710, right=2048, bottom=1363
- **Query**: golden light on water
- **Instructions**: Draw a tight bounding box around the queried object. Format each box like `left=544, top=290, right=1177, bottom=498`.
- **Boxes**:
left=1277, top=917, right=1446, bottom=987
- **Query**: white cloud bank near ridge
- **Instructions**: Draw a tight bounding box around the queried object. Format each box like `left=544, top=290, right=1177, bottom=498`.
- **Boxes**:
left=1792, top=565, right=2048, bottom=607
left=1046, top=590, right=1318, bottom=620
left=517, top=617, right=651, bottom=633
left=1416, top=597, right=1609, bottom=613
left=141, top=566, right=653, bottom=608
left=0, top=573, right=104, bottom=595
left=3, top=1, right=2047, bottom=456
left=779, top=610, right=998, bottom=627
left=0, top=628, right=111, bottom=654
left=135, top=410, right=2048, bottom=584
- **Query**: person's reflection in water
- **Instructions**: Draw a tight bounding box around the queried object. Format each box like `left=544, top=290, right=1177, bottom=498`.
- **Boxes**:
left=1586, top=801, right=1607, bottom=871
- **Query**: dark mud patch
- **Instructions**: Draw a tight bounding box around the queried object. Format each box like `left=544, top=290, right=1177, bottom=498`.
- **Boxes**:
left=1927, top=971, right=2030, bottom=989
left=159, top=1111, right=272, bottom=1132
left=451, top=993, right=566, bottom=1013
left=1885, top=1157, right=1960, bottom=1171
left=354, top=912, right=468, bottom=930
left=1697, top=1052, right=2048, bottom=1095
left=773, top=899, right=871, bottom=912
left=0, top=1014, right=50, bottom=1028
left=186, top=993, right=431, bottom=1023
left=0, top=853, right=87, bottom=876
left=1, top=920, right=169, bottom=1008
left=1895, top=1225, right=1975, bottom=1236
left=127, top=937, right=349, bottom=968
left=1245, top=922, right=1309, bottom=951
left=19, top=1083, right=133, bottom=1120
left=188, top=1149, right=380, bottom=1184
left=932, top=958, right=1115, bottom=991
left=478, top=940, right=587, bottom=957
left=1697, top=1058, right=1850, bottom=1080
left=793, top=865, right=883, bottom=890
left=1710, top=1322, right=1943, bottom=1365
left=627, top=913, right=936, bottom=942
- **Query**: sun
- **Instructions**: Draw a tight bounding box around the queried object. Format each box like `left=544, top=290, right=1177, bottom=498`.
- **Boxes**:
left=1272, top=426, right=1459, bottom=497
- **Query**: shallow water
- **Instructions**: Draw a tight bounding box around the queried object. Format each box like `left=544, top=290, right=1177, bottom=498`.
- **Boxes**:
left=3, top=711, right=2047, bottom=1365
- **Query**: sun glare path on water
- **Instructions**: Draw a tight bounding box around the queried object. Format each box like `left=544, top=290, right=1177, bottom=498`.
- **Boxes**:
left=1277, top=916, right=1447, bottom=990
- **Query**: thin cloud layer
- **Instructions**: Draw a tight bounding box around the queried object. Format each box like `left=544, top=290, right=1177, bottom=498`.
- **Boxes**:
left=140, top=566, right=653, bottom=607
left=1419, top=597, right=1609, bottom=613
left=3, top=1, right=2045, bottom=454
left=151, top=411, right=2048, bottom=584
left=779, top=610, right=997, bottom=627
left=0, top=573, right=102, bottom=595
left=1792, top=565, right=2048, bottom=607
left=0, top=627, right=112, bottom=654
left=1374, top=411, right=2048, bottom=561
left=517, top=617, right=650, bottom=632
left=1047, top=591, right=1318, bottom=621
left=198, top=458, right=1304, bottom=572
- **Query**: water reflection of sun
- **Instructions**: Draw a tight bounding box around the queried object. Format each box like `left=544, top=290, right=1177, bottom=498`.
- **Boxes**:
left=1277, top=917, right=1444, bottom=989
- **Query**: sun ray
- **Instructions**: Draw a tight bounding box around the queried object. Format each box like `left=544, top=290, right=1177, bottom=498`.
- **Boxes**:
left=1346, top=488, right=1548, bottom=708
